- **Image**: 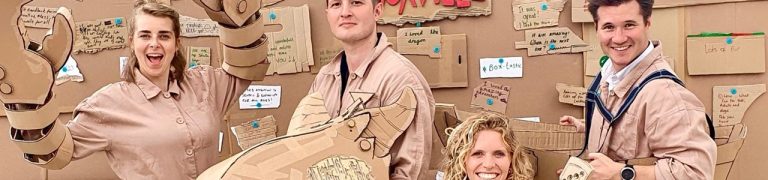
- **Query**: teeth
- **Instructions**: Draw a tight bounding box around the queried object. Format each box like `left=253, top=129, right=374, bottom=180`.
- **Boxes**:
left=614, top=46, right=629, bottom=51
left=477, top=173, right=497, bottom=179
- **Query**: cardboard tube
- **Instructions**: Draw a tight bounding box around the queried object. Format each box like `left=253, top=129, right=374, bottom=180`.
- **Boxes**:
left=222, top=62, right=270, bottom=81
left=222, top=35, right=269, bottom=67
left=6, top=98, right=58, bottom=130
left=11, top=121, right=67, bottom=155
left=223, top=0, right=262, bottom=27
left=24, top=128, right=73, bottom=170
left=219, top=13, right=265, bottom=48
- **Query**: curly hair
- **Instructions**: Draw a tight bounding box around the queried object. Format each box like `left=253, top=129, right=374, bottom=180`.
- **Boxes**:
left=442, top=114, right=536, bottom=180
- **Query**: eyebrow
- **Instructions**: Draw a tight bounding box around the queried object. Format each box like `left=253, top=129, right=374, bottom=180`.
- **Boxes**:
left=137, top=30, right=174, bottom=34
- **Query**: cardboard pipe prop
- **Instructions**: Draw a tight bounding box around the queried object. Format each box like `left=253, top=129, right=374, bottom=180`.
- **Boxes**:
left=5, top=98, right=59, bottom=130
left=198, top=88, right=417, bottom=179
left=193, top=0, right=262, bottom=27
left=222, top=62, right=270, bottom=81
left=23, top=127, right=74, bottom=170
left=11, top=121, right=67, bottom=155
left=222, top=35, right=269, bottom=67
left=218, top=13, right=264, bottom=47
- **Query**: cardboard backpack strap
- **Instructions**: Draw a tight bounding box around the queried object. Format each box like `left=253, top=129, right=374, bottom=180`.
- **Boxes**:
left=576, top=69, right=715, bottom=157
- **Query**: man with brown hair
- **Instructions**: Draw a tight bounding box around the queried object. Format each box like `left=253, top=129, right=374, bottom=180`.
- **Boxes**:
left=560, top=0, right=716, bottom=179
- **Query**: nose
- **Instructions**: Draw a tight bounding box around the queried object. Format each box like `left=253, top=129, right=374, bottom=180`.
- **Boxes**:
left=340, top=2, right=352, bottom=18
left=612, top=28, right=628, bottom=45
left=148, top=38, right=159, bottom=49
left=481, top=156, right=495, bottom=169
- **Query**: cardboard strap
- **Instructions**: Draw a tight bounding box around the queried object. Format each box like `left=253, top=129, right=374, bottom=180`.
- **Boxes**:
left=222, top=62, right=270, bottom=81
left=222, top=35, right=269, bottom=67
left=10, top=120, right=67, bottom=155
left=5, top=99, right=58, bottom=130
left=23, top=127, right=74, bottom=170
left=219, top=12, right=265, bottom=48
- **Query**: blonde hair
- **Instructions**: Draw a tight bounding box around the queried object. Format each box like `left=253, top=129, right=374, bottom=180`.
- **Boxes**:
left=123, top=0, right=186, bottom=83
left=442, top=114, right=535, bottom=180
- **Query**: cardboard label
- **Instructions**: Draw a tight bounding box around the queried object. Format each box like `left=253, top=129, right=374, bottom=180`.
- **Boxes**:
left=187, top=46, right=211, bottom=67
left=479, top=57, right=523, bottom=78
left=390, top=34, right=469, bottom=88
left=687, top=35, right=766, bottom=75
left=239, top=85, right=282, bottom=109
left=180, top=15, right=219, bottom=37
left=20, top=6, right=58, bottom=28
left=471, top=81, right=510, bottom=115
left=515, top=27, right=590, bottom=56
left=74, top=17, right=129, bottom=54
left=378, top=0, right=492, bottom=26
left=512, top=0, right=567, bottom=30
left=713, top=84, right=766, bottom=126
left=265, top=5, right=314, bottom=75
left=556, top=83, right=587, bottom=107
left=396, top=27, right=442, bottom=58
left=230, top=115, right=278, bottom=150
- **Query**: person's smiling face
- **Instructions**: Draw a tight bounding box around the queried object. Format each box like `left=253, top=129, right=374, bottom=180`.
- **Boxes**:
left=464, top=130, right=512, bottom=180
left=596, top=0, right=651, bottom=71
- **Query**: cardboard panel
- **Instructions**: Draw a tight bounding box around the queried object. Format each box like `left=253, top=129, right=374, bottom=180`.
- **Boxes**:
left=687, top=34, right=766, bottom=75
left=391, top=33, right=469, bottom=89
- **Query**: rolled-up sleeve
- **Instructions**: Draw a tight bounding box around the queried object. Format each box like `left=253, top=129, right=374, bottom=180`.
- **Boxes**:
left=188, top=66, right=252, bottom=119
left=68, top=100, right=111, bottom=160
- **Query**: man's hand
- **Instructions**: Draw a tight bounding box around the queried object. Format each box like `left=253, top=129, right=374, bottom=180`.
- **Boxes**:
left=587, top=153, right=624, bottom=180
left=560, top=115, right=586, bottom=132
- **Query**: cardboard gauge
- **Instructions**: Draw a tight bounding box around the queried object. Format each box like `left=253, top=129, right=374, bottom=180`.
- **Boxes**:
left=218, top=12, right=264, bottom=48
left=377, top=0, right=493, bottom=26
left=390, top=34, right=469, bottom=89
left=717, top=139, right=745, bottom=165
left=222, top=35, right=269, bottom=67
left=5, top=96, right=59, bottom=130
left=687, top=34, right=766, bottom=75
left=555, top=83, right=587, bottom=107
left=264, top=5, right=314, bottom=75
left=222, top=61, right=269, bottom=81
left=515, top=27, right=591, bottom=56
left=288, top=92, right=331, bottom=135
left=512, top=0, right=567, bottom=30
left=10, top=120, right=67, bottom=155
left=559, top=157, right=593, bottom=180
left=23, top=127, right=73, bottom=170
left=572, top=0, right=768, bottom=23
left=713, top=84, right=766, bottom=126
left=198, top=88, right=416, bottom=179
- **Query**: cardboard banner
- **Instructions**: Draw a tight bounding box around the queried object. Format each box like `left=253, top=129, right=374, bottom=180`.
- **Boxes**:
left=687, top=34, right=766, bottom=75
left=187, top=46, right=212, bottom=67
left=515, top=27, right=590, bottom=56
left=471, top=81, right=510, bottom=115
left=21, top=6, right=58, bottom=29
left=73, top=17, right=128, bottom=54
left=264, top=5, right=315, bottom=75
left=713, top=84, right=766, bottom=126
left=230, top=115, right=278, bottom=150
left=180, top=15, right=219, bottom=37
left=396, top=27, right=442, bottom=58
left=479, top=57, right=523, bottom=79
left=512, top=0, right=567, bottom=30
left=556, top=83, right=587, bottom=107
left=573, top=0, right=768, bottom=23
left=390, top=34, right=469, bottom=88
left=378, top=0, right=492, bottom=26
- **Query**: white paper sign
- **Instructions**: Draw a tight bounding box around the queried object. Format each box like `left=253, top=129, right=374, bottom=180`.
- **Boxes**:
left=239, top=85, right=281, bottom=109
left=480, top=57, right=523, bottom=78
left=119, top=57, right=128, bottom=76
left=55, top=56, right=84, bottom=85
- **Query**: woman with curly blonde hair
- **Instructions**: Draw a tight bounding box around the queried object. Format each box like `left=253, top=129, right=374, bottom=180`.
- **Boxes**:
left=442, top=114, right=536, bottom=180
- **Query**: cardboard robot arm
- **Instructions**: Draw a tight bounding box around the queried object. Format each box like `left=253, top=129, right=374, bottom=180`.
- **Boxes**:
left=1, top=3, right=76, bottom=170
left=193, top=0, right=270, bottom=81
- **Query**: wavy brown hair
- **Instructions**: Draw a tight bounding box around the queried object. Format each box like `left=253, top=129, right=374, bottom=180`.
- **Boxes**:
left=122, top=0, right=186, bottom=83
left=442, top=114, right=535, bottom=180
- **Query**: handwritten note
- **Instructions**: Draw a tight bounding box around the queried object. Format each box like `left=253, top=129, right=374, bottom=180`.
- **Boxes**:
left=713, top=84, right=766, bottom=126
left=378, top=0, right=492, bottom=26
left=512, top=0, right=567, bottom=30
left=265, top=5, right=314, bottom=75
left=480, top=57, right=523, bottom=78
left=471, top=81, right=511, bottom=115
left=180, top=15, right=219, bottom=37
left=686, top=34, right=766, bottom=75
left=21, top=6, right=58, bottom=28
left=239, top=85, right=281, bottom=109
left=74, top=18, right=128, bottom=54
left=396, top=27, right=442, bottom=58
left=309, top=155, right=373, bottom=179
left=230, top=115, right=277, bottom=150
left=556, top=83, right=587, bottom=106
left=515, top=27, right=590, bottom=56
left=187, top=46, right=211, bottom=67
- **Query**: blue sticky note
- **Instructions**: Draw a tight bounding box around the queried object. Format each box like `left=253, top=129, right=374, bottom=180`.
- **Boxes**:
left=486, top=98, right=494, bottom=105
left=541, top=3, right=549, bottom=11
left=549, top=43, right=556, bottom=50
left=726, top=37, right=733, bottom=44
left=61, top=67, right=68, bottom=72
left=251, top=121, right=260, bottom=128
left=269, top=12, right=277, bottom=20
left=730, top=88, right=737, bottom=95
left=498, top=58, right=505, bottom=64
left=433, top=47, right=440, bottom=53
left=115, top=18, right=123, bottom=25
left=416, top=22, right=422, bottom=27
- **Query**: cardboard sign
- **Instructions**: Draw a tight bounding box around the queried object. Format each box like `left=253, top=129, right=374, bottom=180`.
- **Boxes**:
left=556, top=83, right=587, bottom=107
left=180, top=15, right=219, bottom=37
left=187, top=46, right=211, bottom=67
left=479, top=57, right=523, bottom=79
left=239, top=85, right=282, bottom=109
left=686, top=34, right=766, bottom=75
left=230, top=115, right=278, bottom=150
left=74, top=17, right=128, bottom=54
left=396, top=27, right=442, bottom=58
left=713, top=84, right=766, bottom=126
left=512, top=0, right=567, bottom=30
left=378, top=0, right=492, bottom=26
left=515, top=27, right=590, bottom=56
left=471, top=81, right=510, bottom=115
left=21, top=6, right=58, bottom=28
left=55, top=56, right=84, bottom=85
left=264, top=5, right=314, bottom=75
left=390, top=34, right=469, bottom=88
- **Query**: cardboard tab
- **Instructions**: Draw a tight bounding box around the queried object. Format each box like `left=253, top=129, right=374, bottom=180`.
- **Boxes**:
left=378, top=0, right=492, bottom=26
left=515, top=27, right=590, bottom=56
left=390, top=34, right=469, bottom=88
left=556, top=83, right=587, bottom=107
left=396, top=27, right=442, bottom=58
left=180, top=15, right=219, bottom=37
left=230, top=115, right=278, bottom=150
left=471, top=81, right=510, bottom=115
left=713, top=84, right=766, bottom=126
left=512, top=0, right=567, bottom=30
left=686, top=34, right=765, bottom=75
left=21, top=6, right=58, bottom=29
left=73, top=17, right=128, bottom=54
left=264, top=5, right=314, bottom=75
left=187, top=46, right=211, bottom=67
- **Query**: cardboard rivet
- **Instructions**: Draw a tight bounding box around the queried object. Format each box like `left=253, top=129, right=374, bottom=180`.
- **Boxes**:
left=0, top=83, right=12, bottom=94
left=730, top=88, right=738, bottom=95
left=359, top=140, right=371, bottom=151
left=726, top=37, right=734, bottom=44
left=237, top=0, right=247, bottom=13
left=0, top=66, right=5, bottom=80
left=347, top=120, right=356, bottom=128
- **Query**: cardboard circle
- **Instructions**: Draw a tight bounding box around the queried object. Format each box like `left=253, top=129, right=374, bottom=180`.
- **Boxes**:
left=0, top=83, right=11, bottom=94
left=0, top=66, right=6, bottom=80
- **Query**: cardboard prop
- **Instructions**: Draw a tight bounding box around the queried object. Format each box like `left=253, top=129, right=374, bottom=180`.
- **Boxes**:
left=230, top=115, right=278, bottom=150
left=515, top=27, right=590, bottom=56
left=264, top=5, right=315, bottom=75
left=512, top=0, right=567, bottom=30
left=197, top=88, right=417, bottom=179
left=559, top=157, right=593, bottom=180
left=388, top=28, right=469, bottom=88
left=378, top=0, right=492, bottom=26
left=686, top=33, right=766, bottom=75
